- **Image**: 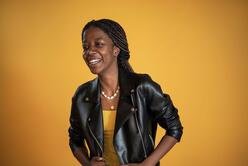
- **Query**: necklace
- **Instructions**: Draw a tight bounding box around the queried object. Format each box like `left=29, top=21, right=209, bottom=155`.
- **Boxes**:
left=101, top=86, right=120, bottom=100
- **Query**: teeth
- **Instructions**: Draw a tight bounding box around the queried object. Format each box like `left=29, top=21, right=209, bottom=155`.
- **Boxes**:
left=89, top=59, right=101, bottom=65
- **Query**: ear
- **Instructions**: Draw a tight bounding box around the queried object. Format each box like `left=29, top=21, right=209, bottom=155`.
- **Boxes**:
left=113, top=46, right=120, bottom=57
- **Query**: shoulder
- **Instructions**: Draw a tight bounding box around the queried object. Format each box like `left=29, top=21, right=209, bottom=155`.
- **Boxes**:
left=130, top=73, right=165, bottom=101
left=130, top=72, right=160, bottom=89
left=126, top=71, right=150, bottom=82
left=72, top=78, right=97, bottom=100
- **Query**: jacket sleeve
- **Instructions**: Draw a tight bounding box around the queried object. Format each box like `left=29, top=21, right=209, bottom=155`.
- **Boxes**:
left=142, top=75, right=183, bottom=141
left=68, top=96, right=85, bottom=152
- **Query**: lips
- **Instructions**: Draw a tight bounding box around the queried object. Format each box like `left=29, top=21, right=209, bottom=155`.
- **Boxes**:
left=87, top=58, right=102, bottom=66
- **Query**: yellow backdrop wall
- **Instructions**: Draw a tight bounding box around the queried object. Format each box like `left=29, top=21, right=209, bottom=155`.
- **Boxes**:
left=1, top=0, right=247, bottom=165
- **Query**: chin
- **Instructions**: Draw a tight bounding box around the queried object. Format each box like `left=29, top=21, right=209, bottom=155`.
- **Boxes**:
left=89, top=67, right=102, bottom=75
left=89, top=69, right=99, bottom=75
left=88, top=65, right=111, bottom=76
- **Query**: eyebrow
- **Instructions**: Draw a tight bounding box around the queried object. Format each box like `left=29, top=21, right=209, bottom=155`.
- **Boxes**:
left=83, top=37, right=105, bottom=44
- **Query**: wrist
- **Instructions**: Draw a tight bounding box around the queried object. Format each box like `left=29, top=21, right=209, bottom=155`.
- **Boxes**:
left=142, top=157, right=156, bottom=166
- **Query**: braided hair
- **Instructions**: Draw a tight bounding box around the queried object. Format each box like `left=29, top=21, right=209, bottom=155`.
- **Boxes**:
left=82, top=19, right=133, bottom=72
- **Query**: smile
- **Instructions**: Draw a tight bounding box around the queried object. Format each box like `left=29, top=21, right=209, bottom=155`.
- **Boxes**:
left=88, top=58, right=102, bottom=66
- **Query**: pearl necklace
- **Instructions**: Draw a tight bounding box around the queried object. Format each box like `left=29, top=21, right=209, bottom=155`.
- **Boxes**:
left=101, top=86, right=120, bottom=100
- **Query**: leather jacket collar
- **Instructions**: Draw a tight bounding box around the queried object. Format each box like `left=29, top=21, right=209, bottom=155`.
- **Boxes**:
left=85, top=67, right=136, bottom=103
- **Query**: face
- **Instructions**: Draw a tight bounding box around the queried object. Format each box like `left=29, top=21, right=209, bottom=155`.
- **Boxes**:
left=82, top=27, right=120, bottom=75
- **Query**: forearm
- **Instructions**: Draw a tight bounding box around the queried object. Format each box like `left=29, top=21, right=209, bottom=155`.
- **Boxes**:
left=142, top=135, right=178, bottom=166
left=72, top=146, right=90, bottom=166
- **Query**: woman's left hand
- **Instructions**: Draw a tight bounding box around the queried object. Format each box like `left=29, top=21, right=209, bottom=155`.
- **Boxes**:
left=120, top=164, right=141, bottom=166
left=120, top=161, right=153, bottom=166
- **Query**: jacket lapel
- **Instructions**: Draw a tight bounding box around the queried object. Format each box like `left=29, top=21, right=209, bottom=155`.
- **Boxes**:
left=85, top=78, right=104, bottom=154
left=114, top=68, right=138, bottom=136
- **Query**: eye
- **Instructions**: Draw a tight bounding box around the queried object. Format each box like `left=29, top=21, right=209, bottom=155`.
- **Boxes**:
left=83, top=44, right=88, bottom=51
left=95, top=41, right=104, bottom=48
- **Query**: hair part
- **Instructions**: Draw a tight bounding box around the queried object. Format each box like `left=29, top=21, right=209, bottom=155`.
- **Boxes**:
left=82, top=19, right=133, bottom=72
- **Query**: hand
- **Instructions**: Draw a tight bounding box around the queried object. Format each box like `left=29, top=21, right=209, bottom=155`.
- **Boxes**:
left=90, top=157, right=108, bottom=166
left=120, top=164, right=140, bottom=166
left=120, top=161, right=152, bottom=166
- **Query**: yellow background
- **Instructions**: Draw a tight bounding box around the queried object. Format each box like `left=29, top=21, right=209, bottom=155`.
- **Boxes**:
left=1, top=0, right=247, bottom=165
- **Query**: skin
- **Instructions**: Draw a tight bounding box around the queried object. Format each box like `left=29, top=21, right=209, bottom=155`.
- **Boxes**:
left=73, top=26, right=178, bottom=166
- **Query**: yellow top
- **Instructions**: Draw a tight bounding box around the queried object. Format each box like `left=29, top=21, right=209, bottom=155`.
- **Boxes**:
left=102, top=110, right=119, bottom=166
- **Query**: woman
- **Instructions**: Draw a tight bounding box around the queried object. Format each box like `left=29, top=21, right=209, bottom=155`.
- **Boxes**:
left=69, top=19, right=183, bottom=166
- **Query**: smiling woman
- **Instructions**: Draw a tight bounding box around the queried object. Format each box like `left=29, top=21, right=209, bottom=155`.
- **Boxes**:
left=68, top=19, right=183, bottom=166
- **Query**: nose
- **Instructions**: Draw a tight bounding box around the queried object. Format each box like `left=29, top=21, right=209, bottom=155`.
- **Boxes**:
left=88, top=48, right=97, bottom=55
left=84, top=46, right=97, bottom=57
left=83, top=48, right=96, bottom=60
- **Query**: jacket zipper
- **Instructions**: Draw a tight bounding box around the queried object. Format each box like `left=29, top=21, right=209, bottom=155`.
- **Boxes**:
left=149, top=134, right=155, bottom=147
left=87, top=124, right=103, bottom=156
left=131, top=91, right=148, bottom=158
left=134, top=111, right=147, bottom=158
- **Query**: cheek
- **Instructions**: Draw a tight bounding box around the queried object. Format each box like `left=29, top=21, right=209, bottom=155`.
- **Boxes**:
left=82, top=53, right=87, bottom=62
left=102, top=48, right=114, bottom=57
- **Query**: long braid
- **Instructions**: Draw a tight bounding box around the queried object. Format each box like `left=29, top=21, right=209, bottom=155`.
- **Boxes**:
left=82, top=19, right=134, bottom=72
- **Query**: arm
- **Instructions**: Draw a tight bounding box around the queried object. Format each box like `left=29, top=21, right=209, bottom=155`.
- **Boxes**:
left=72, top=146, right=107, bottom=166
left=122, top=136, right=177, bottom=166
left=69, top=97, right=90, bottom=166
left=124, top=80, right=183, bottom=166
left=71, top=145, right=90, bottom=166
left=142, top=135, right=178, bottom=166
left=72, top=147, right=107, bottom=166
left=137, top=75, right=183, bottom=166
left=69, top=97, right=107, bottom=166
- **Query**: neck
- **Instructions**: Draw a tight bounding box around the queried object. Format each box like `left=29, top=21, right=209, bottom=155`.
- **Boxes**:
left=98, top=68, right=119, bottom=95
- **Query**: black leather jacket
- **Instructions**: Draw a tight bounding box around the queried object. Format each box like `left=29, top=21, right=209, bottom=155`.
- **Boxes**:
left=69, top=68, right=183, bottom=165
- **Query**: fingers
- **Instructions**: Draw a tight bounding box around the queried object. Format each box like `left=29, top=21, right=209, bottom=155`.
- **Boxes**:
left=92, top=156, right=106, bottom=162
left=91, top=157, right=107, bottom=166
